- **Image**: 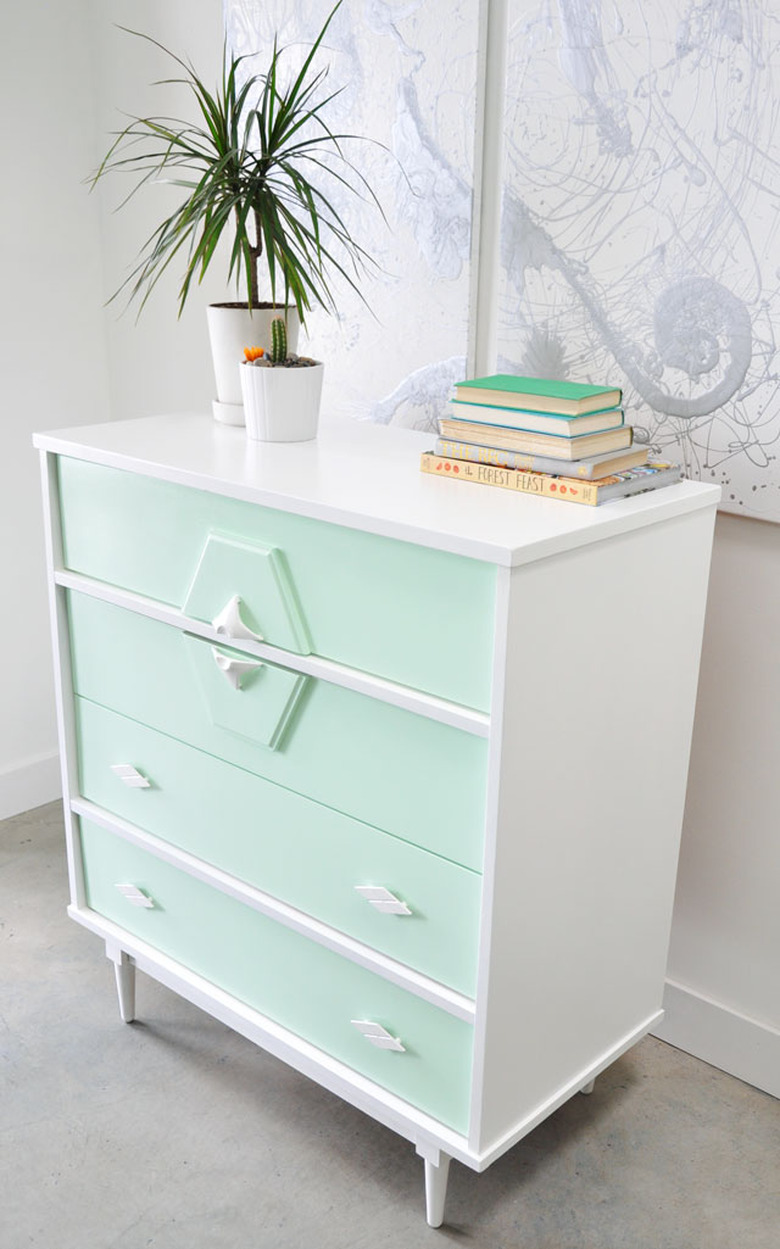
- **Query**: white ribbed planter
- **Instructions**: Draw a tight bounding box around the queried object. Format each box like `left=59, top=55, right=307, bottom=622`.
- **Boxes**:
left=207, top=304, right=301, bottom=425
left=240, top=361, right=324, bottom=442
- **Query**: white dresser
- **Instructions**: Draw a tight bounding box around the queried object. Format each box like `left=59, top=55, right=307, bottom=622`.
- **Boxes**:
left=35, top=415, right=719, bottom=1225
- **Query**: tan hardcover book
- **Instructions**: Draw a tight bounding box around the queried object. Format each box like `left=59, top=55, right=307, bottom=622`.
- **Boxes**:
left=420, top=453, right=682, bottom=506
left=449, top=399, right=624, bottom=436
left=437, top=418, right=633, bottom=459
left=434, top=438, right=650, bottom=479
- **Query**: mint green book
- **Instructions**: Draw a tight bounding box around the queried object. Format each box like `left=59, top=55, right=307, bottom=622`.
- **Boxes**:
left=454, top=374, right=622, bottom=416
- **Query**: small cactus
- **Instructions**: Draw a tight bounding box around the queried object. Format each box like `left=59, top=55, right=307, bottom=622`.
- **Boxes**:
left=243, top=318, right=318, bottom=371
left=270, top=316, right=288, bottom=364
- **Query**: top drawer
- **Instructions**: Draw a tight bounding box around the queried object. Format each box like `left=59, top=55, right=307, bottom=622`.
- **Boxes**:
left=57, top=457, right=496, bottom=711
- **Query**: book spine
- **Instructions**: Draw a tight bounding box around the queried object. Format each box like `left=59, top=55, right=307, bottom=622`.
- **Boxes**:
left=438, top=418, right=634, bottom=456
left=451, top=399, right=624, bottom=423
left=453, top=390, right=579, bottom=415
left=436, top=438, right=539, bottom=470
left=436, top=438, right=604, bottom=478
left=420, top=453, right=600, bottom=505
left=447, top=408, right=624, bottom=437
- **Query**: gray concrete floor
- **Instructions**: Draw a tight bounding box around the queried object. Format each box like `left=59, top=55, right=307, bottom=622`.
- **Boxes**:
left=2, top=802, right=778, bottom=1249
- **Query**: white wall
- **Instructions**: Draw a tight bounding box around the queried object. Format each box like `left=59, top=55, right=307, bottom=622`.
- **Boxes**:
left=92, top=1, right=226, bottom=422
left=0, top=2, right=110, bottom=818
left=654, top=515, right=780, bottom=1096
left=0, top=0, right=224, bottom=819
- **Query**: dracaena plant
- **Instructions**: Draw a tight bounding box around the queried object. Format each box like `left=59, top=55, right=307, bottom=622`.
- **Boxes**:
left=91, top=1, right=380, bottom=322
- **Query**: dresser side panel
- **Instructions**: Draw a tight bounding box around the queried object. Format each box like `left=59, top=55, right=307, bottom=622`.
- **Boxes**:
left=473, top=505, right=717, bottom=1154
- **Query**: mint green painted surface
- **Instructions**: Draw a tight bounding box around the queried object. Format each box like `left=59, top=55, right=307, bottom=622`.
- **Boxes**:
left=183, top=637, right=308, bottom=751
left=182, top=533, right=312, bottom=654
left=79, top=818, right=473, bottom=1131
left=68, top=592, right=487, bottom=871
left=76, top=699, right=481, bottom=994
left=57, top=456, right=496, bottom=711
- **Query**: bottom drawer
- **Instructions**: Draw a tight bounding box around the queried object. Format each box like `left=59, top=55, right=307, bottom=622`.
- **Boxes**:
left=79, top=818, right=473, bottom=1132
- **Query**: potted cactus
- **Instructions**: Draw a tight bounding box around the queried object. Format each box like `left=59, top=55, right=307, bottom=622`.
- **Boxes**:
left=240, top=317, right=324, bottom=441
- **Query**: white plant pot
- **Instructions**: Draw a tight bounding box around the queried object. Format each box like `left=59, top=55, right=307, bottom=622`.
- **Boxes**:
left=206, top=304, right=301, bottom=425
left=240, top=361, right=324, bottom=442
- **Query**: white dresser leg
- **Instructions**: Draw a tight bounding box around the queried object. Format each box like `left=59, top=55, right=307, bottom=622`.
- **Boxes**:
left=422, top=1152, right=451, bottom=1228
left=109, top=948, right=136, bottom=1023
left=580, top=1078, right=596, bottom=1095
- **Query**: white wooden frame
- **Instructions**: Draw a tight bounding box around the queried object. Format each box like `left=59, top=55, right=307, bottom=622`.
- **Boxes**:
left=467, top=0, right=509, bottom=378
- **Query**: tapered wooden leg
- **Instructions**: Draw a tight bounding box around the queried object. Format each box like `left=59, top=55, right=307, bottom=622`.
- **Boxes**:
left=580, top=1078, right=596, bottom=1095
left=423, top=1152, right=451, bottom=1228
left=111, top=950, right=136, bottom=1023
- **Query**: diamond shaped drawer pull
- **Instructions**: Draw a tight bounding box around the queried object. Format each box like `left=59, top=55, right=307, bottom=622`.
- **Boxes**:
left=351, top=1020, right=406, bottom=1052
left=211, top=646, right=264, bottom=691
left=212, top=594, right=264, bottom=643
left=354, top=885, right=412, bottom=916
left=115, top=882, right=156, bottom=909
left=110, top=763, right=151, bottom=789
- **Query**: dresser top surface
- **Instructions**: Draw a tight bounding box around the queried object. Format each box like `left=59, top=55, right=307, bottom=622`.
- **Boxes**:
left=35, top=413, right=720, bottom=566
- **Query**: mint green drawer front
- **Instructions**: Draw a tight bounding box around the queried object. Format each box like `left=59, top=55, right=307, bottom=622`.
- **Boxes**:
left=58, top=456, right=496, bottom=711
left=68, top=592, right=487, bottom=871
left=76, top=699, right=481, bottom=995
left=79, top=818, right=473, bottom=1132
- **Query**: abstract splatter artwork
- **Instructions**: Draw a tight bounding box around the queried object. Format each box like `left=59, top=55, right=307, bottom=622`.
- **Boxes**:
left=499, top=0, right=780, bottom=520
left=224, top=0, right=479, bottom=430
left=226, top=0, right=780, bottom=519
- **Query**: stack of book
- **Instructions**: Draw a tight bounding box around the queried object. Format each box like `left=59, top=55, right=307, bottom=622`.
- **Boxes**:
left=421, top=374, right=682, bottom=506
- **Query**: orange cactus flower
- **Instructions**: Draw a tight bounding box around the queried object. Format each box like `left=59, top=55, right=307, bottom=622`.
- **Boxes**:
left=244, top=346, right=265, bottom=362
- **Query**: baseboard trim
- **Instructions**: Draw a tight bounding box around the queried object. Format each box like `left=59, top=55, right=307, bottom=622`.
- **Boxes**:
left=651, top=979, right=780, bottom=1099
left=0, top=750, right=62, bottom=822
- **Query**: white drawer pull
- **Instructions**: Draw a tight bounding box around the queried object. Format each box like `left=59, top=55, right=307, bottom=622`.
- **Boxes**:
left=211, top=646, right=264, bottom=690
left=115, top=882, right=156, bottom=909
left=110, top=763, right=151, bottom=789
left=354, top=885, right=412, bottom=916
left=212, top=594, right=264, bottom=643
left=351, top=1020, right=406, bottom=1052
